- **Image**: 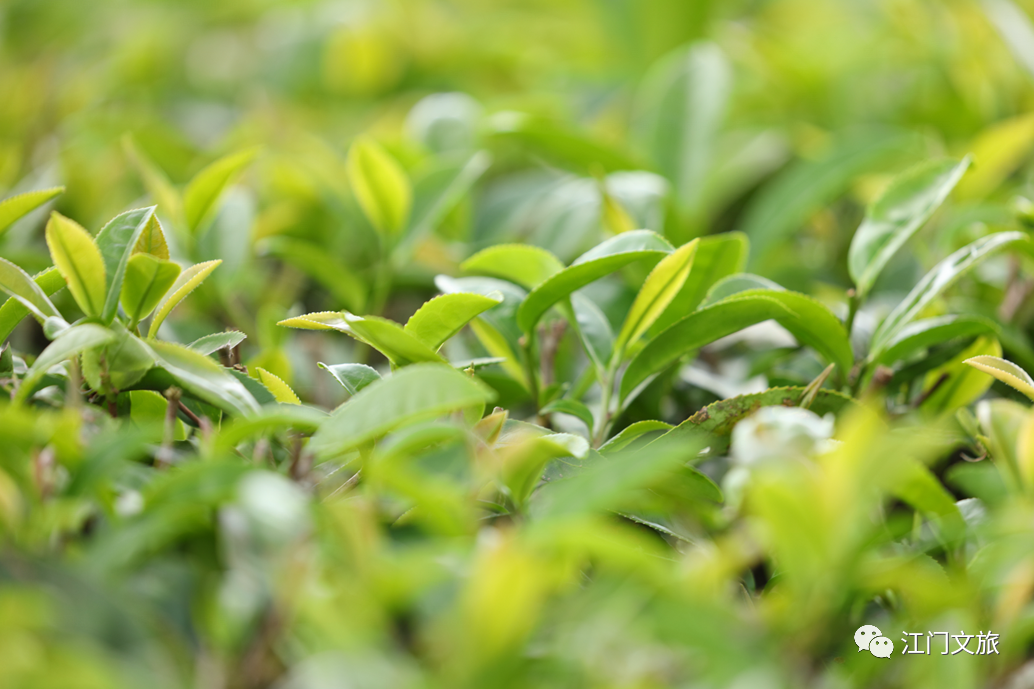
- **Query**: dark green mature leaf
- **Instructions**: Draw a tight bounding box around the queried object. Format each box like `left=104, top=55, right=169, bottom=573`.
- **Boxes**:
left=184, top=147, right=259, bottom=233
left=634, top=41, right=731, bottom=214
left=15, top=324, right=116, bottom=403
left=568, top=294, right=614, bottom=372
left=147, top=340, right=259, bottom=415
left=870, top=232, right=1027, bottom=355
left=45, top=212, right=106, bottom=318
left=461, top=244, right=564, bottom=289
left=0, top=257, right=61, bottom=322
left=120, top=253, right=181, bottom=324
left=517, top=230, right=672, bottom=333
left=848, top=157, right=970, bottom=298
left=623, top=289, right=852, bottom=400
left=0, top=186, right=64, bottom=237
left=309, top=363, right=496, bottom=457
left=872, top=314, right=998, bottom=367
left=189, top=330, right=247, bottom=356
left=404, top=291, right=502, bottom=351
left=318, top=362, right=381, bottom=396
left=662, top=386, right=857, bottom=455
left=347, top=136, right=411, bottom=237
left=94, top=206, right=157, bottom=322
left=651, top=232, right=747, bottom=335
left=0, top=268, right=65, bottom=343
left=741, top=129, right=922, bottom=267
left=614, top=239, right=698, bottom=360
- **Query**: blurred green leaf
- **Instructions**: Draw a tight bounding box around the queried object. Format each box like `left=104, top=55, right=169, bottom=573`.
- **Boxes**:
left=15, top=324, right=115, bottom=403
left=309, top=363, right=495, bottom=457
left=651, top=232, right=747, bottom=334
left=347, top=136, right=411, bottom=237
left=540, top=399, right=594, bottom=433
left=183, top=147, right=259, bottom=234
left=964, top=354, right=1034, bottom=401
left=0, top=186, right=63, bottom=237
left=870, top=232, right=1027, bottom=355
left=188, top=330, right=246, bottom=356
left=461, top=244, right=564, bottom=289
left=0, top=257, right=61, bottom=323
left=0, top=268, right=65, bottom=343
left=848, top=157, right=970, bottom=298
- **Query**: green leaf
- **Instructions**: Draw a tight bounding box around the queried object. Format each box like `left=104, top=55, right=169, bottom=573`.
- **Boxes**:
left=81, top=321, right=156, bottom=392
left=188, top=330, right=246, bottom=356
left=567, top=294, right=613, bottom=372
left=0, top=268, right=65, bottom=343
left=45, top=212, right=107, bottom=317
left=94, top=206, right=157, bottom=322
left=920, top=337, right=1002, bottom=414
left=147, top=260, right=222, bottom=338
left=120, top=254, right=182, bottom=324
left=308, top=363, right=495, bottom=458
left=147, top=340, right=259, bottom=415
left=0, top=257, right=61, bottom=322
left=541, top=399, right=595, bottom=433
left=700, top=273, right=785, bottom=307
left=517, top=230, right=673, bottom=333
left=14, top=324, right=116, bottom=403
left=614, top=239, right=699, bottom=359
left=0, top=186, right=64, bottom=237
left=599, top=420, right=673, bottom=453
left=623, top=287, right=854, bottom=402
left=345, top=313, right=447, bottom=366
left=662, top=386, right=857, bottom=456
left=277, top=311, right=349, bottom=331
left=873, top=315, right=999, bottom=367
left=403, top=151, right=491, bottom=245
left=956, top=112, right=1034, bottom=201
left=964, top=354, right=1034, bottom=401
left=530, top=437, right=705, bottom=519
left=214, top=405, right=327, bottom=451
left=461, top=244, right=565, bottom=290
left=254, top=367, right=301, bottom=405
left=741, top=129, right=922, bottom=267
left=504, top=432, right=590, bottom=508
left=347, top=136, right=412, bottom=236
left=132, top=214, right=170, bottom=259
left=262, top=237, right=367, bottom=313
left=848, top=157, right=971, bottom=298
left=123, top=135, right=182, bottom=224
left=634, top=41, right=731, bottom=215
left=318, top=362, right=382, bottom=396
left=651, top=232, right=747, bottom=335
left=183, top=147, right=259, bottom=233
left=129, top=390, right=187, bottom=441
left=404, top=292, right=502, bottom=351
left=870, top=232, right=1027, bottom=355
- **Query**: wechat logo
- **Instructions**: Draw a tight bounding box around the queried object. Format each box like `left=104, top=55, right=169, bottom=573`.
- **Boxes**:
left=855, top=625, right=894, bottom=658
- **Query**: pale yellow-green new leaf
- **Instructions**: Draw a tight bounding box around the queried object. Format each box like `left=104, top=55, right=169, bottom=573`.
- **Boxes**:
left=277, top=311, right=350, bottom=331
left=0, top=186, right=64, bottom=237
left=347, top=136, right=412, bottom=236
left=255, top=367, right=301, bottom=405
left=132, top=214, right=170, bottom=259
left=964, top=355, right=1034, bottom=401
left=183, top=147, right=259, bottom=233
left=121, top=253, right=182, bottom=323
left=45, top=212, right=106, bottom=317
left=148, top=260, right=221, bottom=338
left=613, top=238, right=699, bottom=360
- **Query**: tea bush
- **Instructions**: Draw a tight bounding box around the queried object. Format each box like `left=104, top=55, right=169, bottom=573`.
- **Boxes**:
left=4, top=1, right=1034, bottom=688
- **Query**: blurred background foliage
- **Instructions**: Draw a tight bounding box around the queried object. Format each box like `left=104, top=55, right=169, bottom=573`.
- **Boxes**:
left=6, top=0, right=1034, bottom=688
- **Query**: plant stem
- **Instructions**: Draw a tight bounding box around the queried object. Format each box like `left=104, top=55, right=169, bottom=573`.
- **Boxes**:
left=522, top=335, right=540, bottom=413
left=844, top=288, right=859, bottom=340
left=593, top=368, right=615, bottom=448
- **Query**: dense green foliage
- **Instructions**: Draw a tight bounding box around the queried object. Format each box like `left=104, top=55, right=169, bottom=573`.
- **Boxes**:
left=6, top=0, right=1034, bottom=687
